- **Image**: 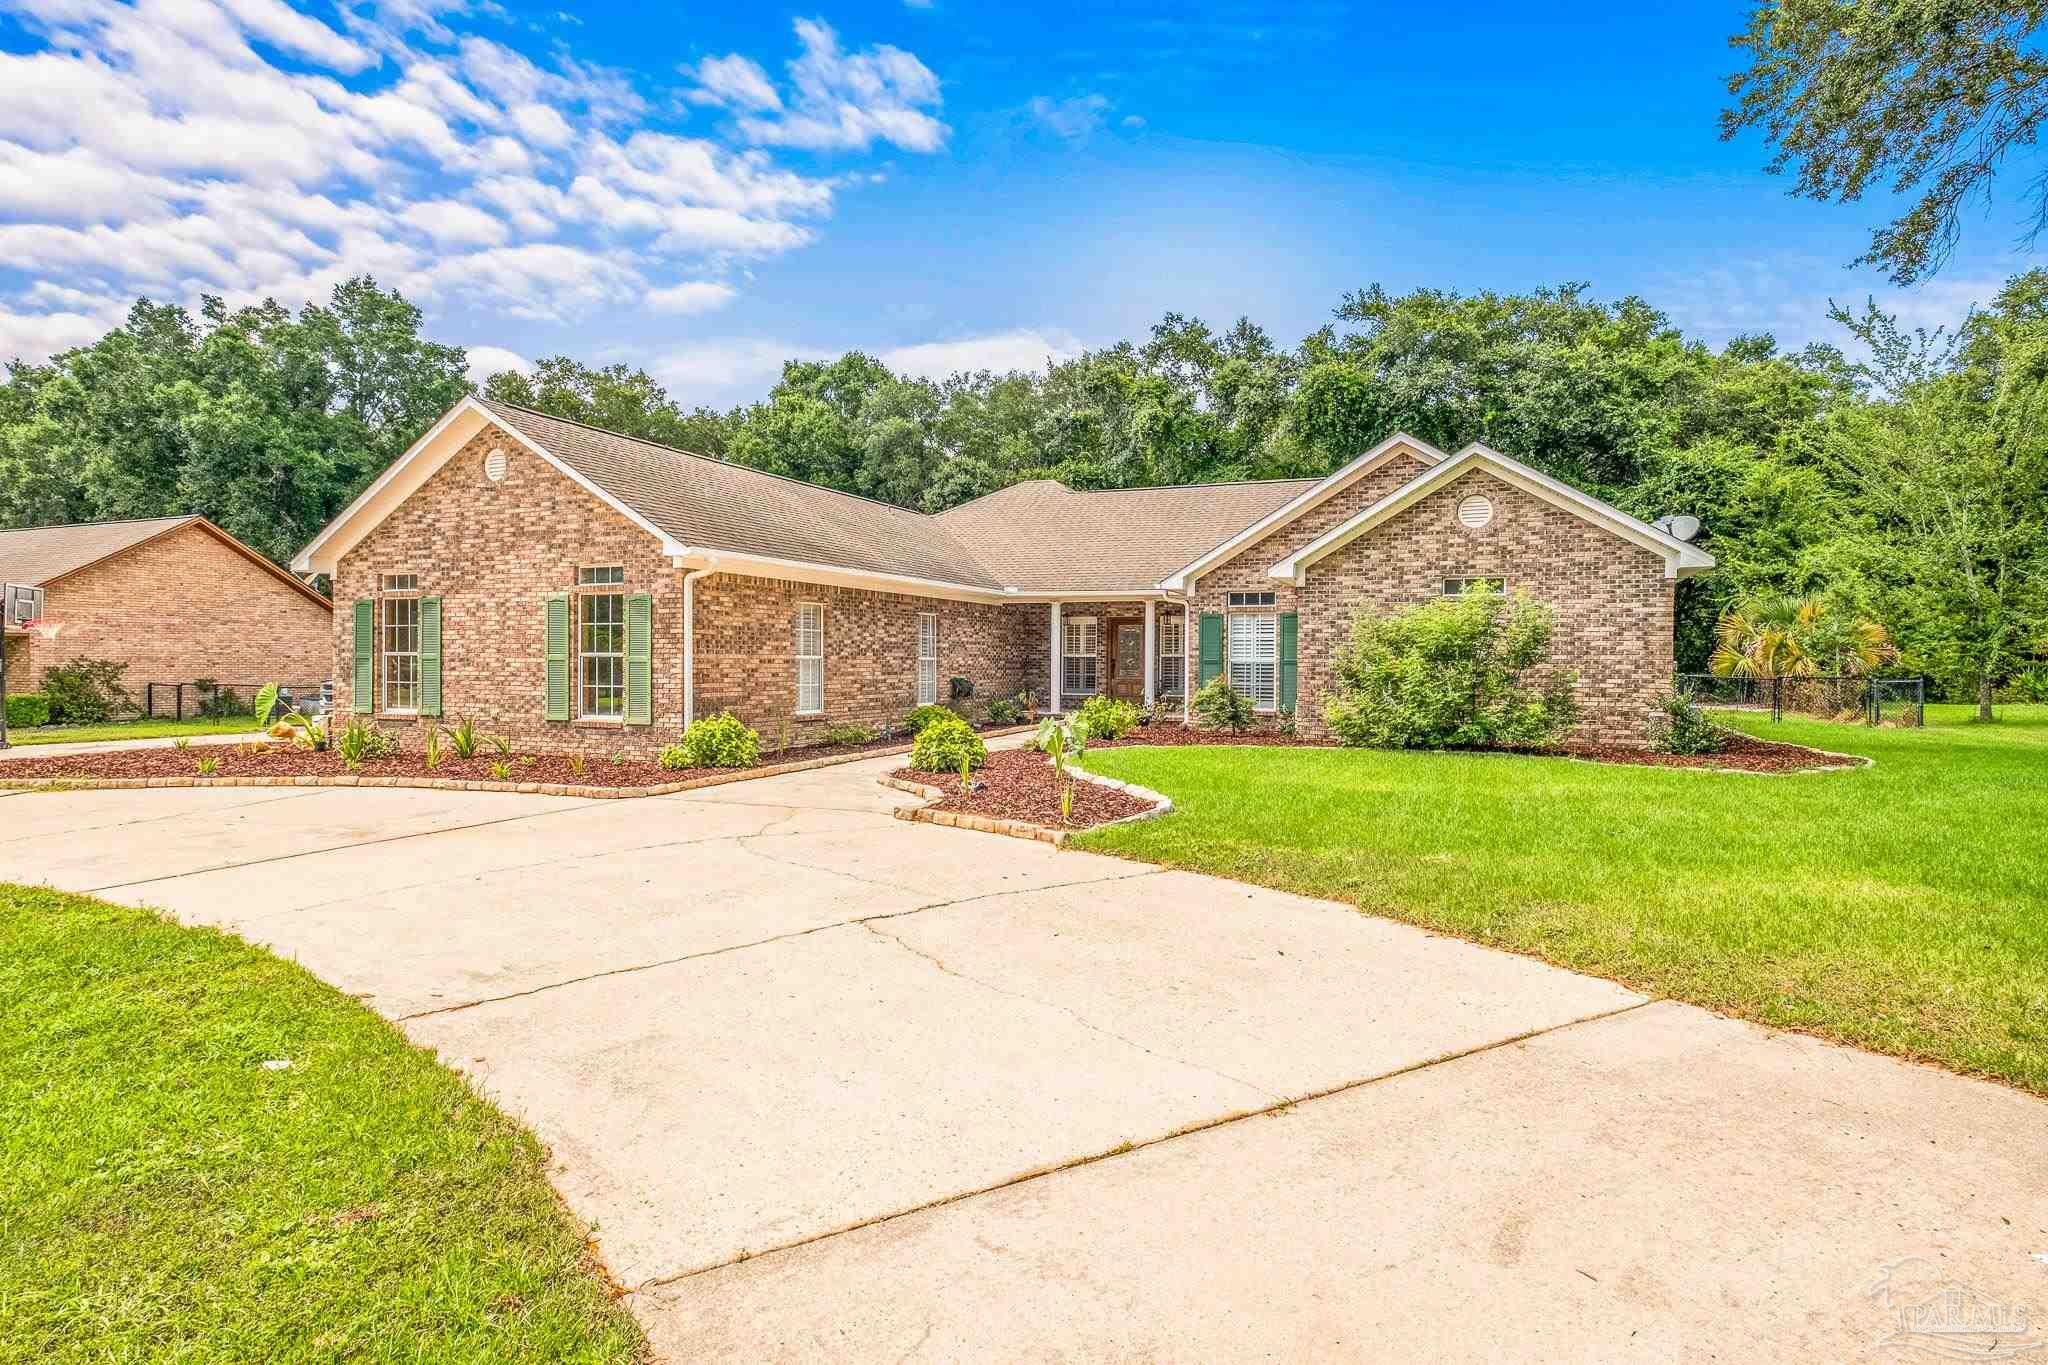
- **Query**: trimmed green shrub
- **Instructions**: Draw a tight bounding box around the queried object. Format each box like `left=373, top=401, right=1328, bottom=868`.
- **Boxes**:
left=948, top=676, right=974, bottom=701
left=909, top=713, right=986, bottom=773
left=983, top=696, right=1021, bottom=726
left=5, top=692, right=52, bottom=728
left=901, top=703, right=957, bottom=735
left=335, top=718, right=395, bottom=770
left=1075, top=694, right=1139, bottom=740
left=1324, top=588, right=1579, bottom=750
left=1192, top=675, right=1255, bottom=733
left=1647, top=688, right=1726, bottom=756
left=824, top=723, right=876, bottom=746
left=664, top=711, right=760, bottom=769
left=43, top=657, right=132, bottom=724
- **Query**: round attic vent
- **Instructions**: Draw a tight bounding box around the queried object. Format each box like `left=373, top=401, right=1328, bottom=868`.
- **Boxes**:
left=1457, top=493, right=1494, bottom=529
left=484, top=448, right=508, bottom=482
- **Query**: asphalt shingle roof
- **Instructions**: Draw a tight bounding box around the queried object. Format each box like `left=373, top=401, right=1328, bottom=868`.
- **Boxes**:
left=0, top=516, right=195, bottom=587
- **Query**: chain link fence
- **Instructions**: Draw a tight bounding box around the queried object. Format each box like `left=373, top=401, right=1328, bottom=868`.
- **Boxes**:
left=140, top=680, right=329, bottom=723
left=1674, top=674, right=1924, bottom=726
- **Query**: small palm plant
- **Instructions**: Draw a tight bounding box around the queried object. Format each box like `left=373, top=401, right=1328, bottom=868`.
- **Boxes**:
left=423, top=722, right=442, bottom=770
left=1711, top=594, right=1895, bottom=678
left=196, top=756, right=219, bottom=777
left=448, top=716, right=482, bottom=759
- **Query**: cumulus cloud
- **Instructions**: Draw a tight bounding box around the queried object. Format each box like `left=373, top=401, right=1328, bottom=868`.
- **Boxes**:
left=464, top=343, right=531, bottom=384
left=881, top=329, right=1086, bottom=380
left=687, top=53, right=781, bottom=112
left=646, top=281, right=739, bottom=314
left=709, top=18, right=949, bottom=154
left=1025, top=93, right=1112, bottom=141
left=652, top=336, right=833, bottom=401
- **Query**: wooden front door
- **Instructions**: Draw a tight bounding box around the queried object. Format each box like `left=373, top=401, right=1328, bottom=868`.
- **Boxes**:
left=1107, top=619, right=1145, bottom=702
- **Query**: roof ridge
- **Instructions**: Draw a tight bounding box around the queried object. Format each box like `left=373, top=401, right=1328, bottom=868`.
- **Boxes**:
left=0, top=513, right=195, bottom=535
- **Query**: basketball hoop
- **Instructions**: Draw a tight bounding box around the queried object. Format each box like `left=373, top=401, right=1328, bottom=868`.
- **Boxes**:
left=21, top=619, right=58, bottom=642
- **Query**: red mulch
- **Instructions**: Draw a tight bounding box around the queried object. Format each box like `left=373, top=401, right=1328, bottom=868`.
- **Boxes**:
left=1558, top=729, right=1860, bottom=773
left=894, top=748, right=1158, bottom=829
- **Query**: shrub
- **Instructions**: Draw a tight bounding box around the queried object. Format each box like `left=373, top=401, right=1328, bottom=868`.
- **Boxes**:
left=447, top=715, right=482, bottom=759
left=1075, top=694, right=1140, bottom=740
left=983, top=696, right=1021, bottom=726
left=909, top=713, right=986, bottom=773
left=1647, top=689, right=1726, bottom=755
left=43, top=657, right=131, bottom=724
left=196, top=756, right=219, bottom=777
left=5, top=692, right=51, bottom=728
left=193, top=681, right=245, bottom=719
left=824, top=723, right=876, bottom=746
left=1275, top=705, right=1297, bottom=737
left=1192, top=675, right=1255, bottom=733
left=948, top=676, right=974, bottom=702
left=335, top=718, right=394, bottom=770
left=666, top=711, right=760, bottom=769
left=902, top=703, right=957, bottom=735
left=1324, top=588, right=1578, bottom=750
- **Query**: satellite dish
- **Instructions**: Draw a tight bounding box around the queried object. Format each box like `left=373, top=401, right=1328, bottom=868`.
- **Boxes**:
left=1654, top=515, right=1702, bottom=543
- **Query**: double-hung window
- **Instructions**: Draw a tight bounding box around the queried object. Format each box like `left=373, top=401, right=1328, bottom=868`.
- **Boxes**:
left=796, top=602, right=825, bottom=714
left=1062, top=617, right=1098, bottom=697
left=380, top=574, right=420, bottom=713
left=578, top=567, right=625, bottom=719
left=916, top=612, right=939, bottom=706
left=1442, top=576, right=1507, bottom=596
left=1157, top=614, right=1186, bottom=697
left=1228, top=609, right=1278, bottom=711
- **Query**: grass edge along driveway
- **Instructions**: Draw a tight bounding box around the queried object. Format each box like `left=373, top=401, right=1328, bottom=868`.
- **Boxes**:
left=0, top=884, right=645, bottom=1364
left=1077, top=704, right=2048, bottom=1096
left=3, top=714, right=262, bottom=746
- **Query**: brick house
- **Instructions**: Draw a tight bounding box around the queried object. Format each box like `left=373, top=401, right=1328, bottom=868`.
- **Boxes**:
left=290, top=396, right=1713, bottom=757
left=1, top=516, right=332, bottom=708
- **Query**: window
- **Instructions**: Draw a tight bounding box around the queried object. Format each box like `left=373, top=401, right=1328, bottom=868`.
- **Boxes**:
left=1442, top=577, right=1507, bottom=596
left=1227, top=591, right=1276, bottom=608
left=1229, top=611, right=1278, bottom=710
left=575, top=567, right=625, bottom=719
left=1158, top=615, right=1186, bottom=697
left=577, top=566, right=624, bottom=586
left=796, top=602, right=825, bottom=713
left=1062, top=617, right=1098, bottom=697
left=917, top=612, right=939, bottom=707
left=382, top=596, right=420, bottom=712
left=381, top=573, right=418, bottom=593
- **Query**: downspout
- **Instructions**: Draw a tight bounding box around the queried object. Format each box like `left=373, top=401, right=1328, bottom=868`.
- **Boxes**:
left=682, top=561, right=716, bottom=727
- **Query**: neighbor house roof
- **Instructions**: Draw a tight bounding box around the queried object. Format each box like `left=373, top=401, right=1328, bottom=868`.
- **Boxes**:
left=0, top=515, right=334, bottom=608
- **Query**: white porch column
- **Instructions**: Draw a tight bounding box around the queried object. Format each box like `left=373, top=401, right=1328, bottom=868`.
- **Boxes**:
left=1143, top=600, right=1156, bottom=706
left=1182, top=600, right=1193, bottom=724
left=1049, top=601, right=1062, bottom=714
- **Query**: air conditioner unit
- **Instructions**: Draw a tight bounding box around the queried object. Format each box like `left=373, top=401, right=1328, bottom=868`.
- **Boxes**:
left=4, top=584, right=45, bottom=627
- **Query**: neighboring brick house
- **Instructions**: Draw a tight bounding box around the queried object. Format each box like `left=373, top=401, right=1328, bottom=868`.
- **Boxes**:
left=0, top=516, right=332, bottom=709
left=291, top=397, right=1713, bottom=757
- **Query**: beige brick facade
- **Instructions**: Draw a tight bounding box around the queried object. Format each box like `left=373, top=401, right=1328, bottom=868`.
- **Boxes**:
left=19, top=521, right=330, bottom=700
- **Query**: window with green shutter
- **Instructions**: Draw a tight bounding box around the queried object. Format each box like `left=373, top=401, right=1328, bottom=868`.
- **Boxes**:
left=624, top=593, right=652, bottom=725
left=352, top=599, right=372, bottom=713
left=544, top=594, right=570, bottom=721
left=1278, top=612, right=1298, bottom=711
left=419, top=597, right=443, bottom=717
left=1197, top=612, right=1223, bottom=686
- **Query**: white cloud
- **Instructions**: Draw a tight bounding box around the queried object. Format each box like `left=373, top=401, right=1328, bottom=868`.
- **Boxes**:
left=881, top=328, right=1086, bottom=380
left=652, top=336, right=832, bottom=401
left=464, top=343, right=530, bottom=383
left=409, top=198, right=509, bottom=245
left=0, top=299, right=127, bottom=363
left=730, top=19, right=948, bottom=154
left=687, top=53, right=781, bottom=112
left=1026, top=94, right=1111, bottom=141
left=646, top=280, right=738, bottom=314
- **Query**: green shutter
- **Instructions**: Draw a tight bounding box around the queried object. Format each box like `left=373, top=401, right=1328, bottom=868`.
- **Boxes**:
left=1198, top=613, right=1223, bottom=686
left=624, top=593, right=652, bottom=725
left=419, top=597, right=443, bottom=717
left=544, top=594, right=570, bottom=721
left=352, top=599, right=372, bottom=713
left=1278, top=612, right=1298, bottom=710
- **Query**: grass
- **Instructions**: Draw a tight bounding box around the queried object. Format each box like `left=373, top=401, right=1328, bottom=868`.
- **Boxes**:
left=1076, top=704, right=2048, bottom=1095
left=4, top=714, right=263, bottom=745
left=0, top=885, right=644, bottom=1364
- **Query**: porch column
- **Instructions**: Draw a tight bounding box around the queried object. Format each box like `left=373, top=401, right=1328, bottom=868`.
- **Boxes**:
left=1182, top=600, right=1193, bottom=724
left=1143, top=600, right=1156, bottom=706
left=1049, top=601, right=1062, bottom=714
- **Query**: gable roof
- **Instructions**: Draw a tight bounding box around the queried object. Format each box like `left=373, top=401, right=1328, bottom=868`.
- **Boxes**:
left=934, top=477, right=1319, bottom=595
left=0, top=515, right=331, bottom=607
left=1266, top=442, right=1717, bottom=583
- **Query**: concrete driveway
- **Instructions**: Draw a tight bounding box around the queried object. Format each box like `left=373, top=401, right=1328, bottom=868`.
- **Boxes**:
left=4, top=752, right=2044, bottom=1361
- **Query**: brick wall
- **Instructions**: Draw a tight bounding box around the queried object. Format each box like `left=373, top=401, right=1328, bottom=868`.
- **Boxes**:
left=2, top=634, right=29, bottom=697
left=32, top=521, right=330, bottom=697
left=1294, top=469, right=1674, bottom=744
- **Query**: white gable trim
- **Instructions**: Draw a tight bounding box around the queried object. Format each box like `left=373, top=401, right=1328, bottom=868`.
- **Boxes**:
left=291, top=397, right=682, bottom=575
left=1154, top=432, right=1449, bottom=592
left=1266, top=443, right=1717, bottom=584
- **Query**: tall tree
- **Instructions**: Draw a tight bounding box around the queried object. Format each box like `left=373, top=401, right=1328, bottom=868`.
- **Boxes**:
left=483, top=356, right=729, bottom=456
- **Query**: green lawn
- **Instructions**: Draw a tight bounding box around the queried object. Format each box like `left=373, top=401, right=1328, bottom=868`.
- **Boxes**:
left=1077, top=704, right=2048, bottom=1094
left=4, top=714, right=263, bottom=745
left=0, top=885, right=644, bottom=1364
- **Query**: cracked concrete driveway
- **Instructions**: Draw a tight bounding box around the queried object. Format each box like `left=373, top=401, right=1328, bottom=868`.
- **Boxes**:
left=6, top=752, right=2045, bottom=1361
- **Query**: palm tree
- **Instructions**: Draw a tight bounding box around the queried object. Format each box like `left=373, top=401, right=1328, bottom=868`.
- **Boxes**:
left=1710, top=595, right=1895, bottom=679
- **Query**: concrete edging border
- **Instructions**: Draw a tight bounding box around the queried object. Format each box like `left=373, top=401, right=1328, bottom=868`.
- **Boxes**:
left=880, top=755, right=1173, bottom=846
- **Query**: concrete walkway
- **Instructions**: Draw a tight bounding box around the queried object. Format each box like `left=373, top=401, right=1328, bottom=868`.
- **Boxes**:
left=3, top=754, right=2042, bottom=1361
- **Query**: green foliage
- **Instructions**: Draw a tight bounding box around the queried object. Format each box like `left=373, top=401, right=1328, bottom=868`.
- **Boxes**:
left=484, top=356, right=727, bottom=454
left=824, top=723, right=876, bottom=746
left=335, top=718, right=393, bottom=770
left=1034, top=715, right=1087, bottom=822
left=423, top=722, right=442, bottom=771
left=251, top=682, right=279, bottom=727
left=42, top=657, right=131, bottom=725
left=487, top=760, right=512, bottom=782
left=901, top=703, right=957, bottom=735
left=4, top=692, right=50, bottom=728
left=1075, top=694, right=1140, bottom=740
left=447, top=715, right=482, bottom=759
left=282, top=709, right=327, bottom=752
left=1191, top=675, right=1255, bottom=733
left=1710, top=594, right=1896, bottom=679
left=983, top=696, right=1022, bottom=726
left=488, top=732, right=512, bottom=757
left=948, top=676, right=974, bottom=701
left=666, top=712, right=760, bottom=769
left=195, top=756, right=219, bottom=777
left=1324, top=588, right=1579, bottom=750
left=192, top=681, right=244, bottom=719
left=909, top=714, right=986, bottom=774
left=1647, top=689, right=1727, bottom=756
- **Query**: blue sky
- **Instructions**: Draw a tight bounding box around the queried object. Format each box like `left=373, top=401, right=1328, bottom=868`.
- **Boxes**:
left=0, top=0, right=2033, bottom=406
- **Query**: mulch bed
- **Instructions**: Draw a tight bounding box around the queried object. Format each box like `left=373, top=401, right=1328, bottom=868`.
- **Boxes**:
left=1558, top=729, right=1861, bottom=773
left=893, top=748, right=1158, bottom=829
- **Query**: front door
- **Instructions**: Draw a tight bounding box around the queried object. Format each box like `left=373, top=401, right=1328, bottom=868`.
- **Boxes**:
left=1108, top=620, right=1145, bottom=702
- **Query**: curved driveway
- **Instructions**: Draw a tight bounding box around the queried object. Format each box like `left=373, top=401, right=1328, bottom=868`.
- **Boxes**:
left=4, top=751, right=2043, bottom=1360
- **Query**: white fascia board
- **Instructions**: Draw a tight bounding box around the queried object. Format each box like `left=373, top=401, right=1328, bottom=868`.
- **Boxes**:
left=1267, top=445, right=1716, bottom=584
left=291, top=396, right=685, bottom=574
left=1153, top=431, right=1450, bottom=591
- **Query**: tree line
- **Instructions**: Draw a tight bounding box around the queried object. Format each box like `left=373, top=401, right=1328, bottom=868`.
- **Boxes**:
left=2, top=274, right=2042, bottom=699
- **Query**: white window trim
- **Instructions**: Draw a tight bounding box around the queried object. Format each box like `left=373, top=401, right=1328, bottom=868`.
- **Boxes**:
left=796, top=601, right=825, bottom=715
left=381, top=592, right=421, bottom=715
left=917, top=612, right=939, bottom=707
left=578, top=588, right=626, bottom=720
left=1157, top=615, right=1186, bottom=698
left=1062, top=615, right=1099, bottom=699
left=1228, top=610, right=1279, bottom=713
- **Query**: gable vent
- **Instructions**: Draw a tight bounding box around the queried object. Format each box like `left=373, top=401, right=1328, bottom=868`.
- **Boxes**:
left=1457, top=494, right=1493, bottom=529
left=484, top=448, right=508, bottom=482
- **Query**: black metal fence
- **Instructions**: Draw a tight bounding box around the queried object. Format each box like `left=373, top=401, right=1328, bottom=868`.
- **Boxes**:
left=140, top=680, right=329, bottom=723
left=1674, top=674, right=1924, bottom=726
